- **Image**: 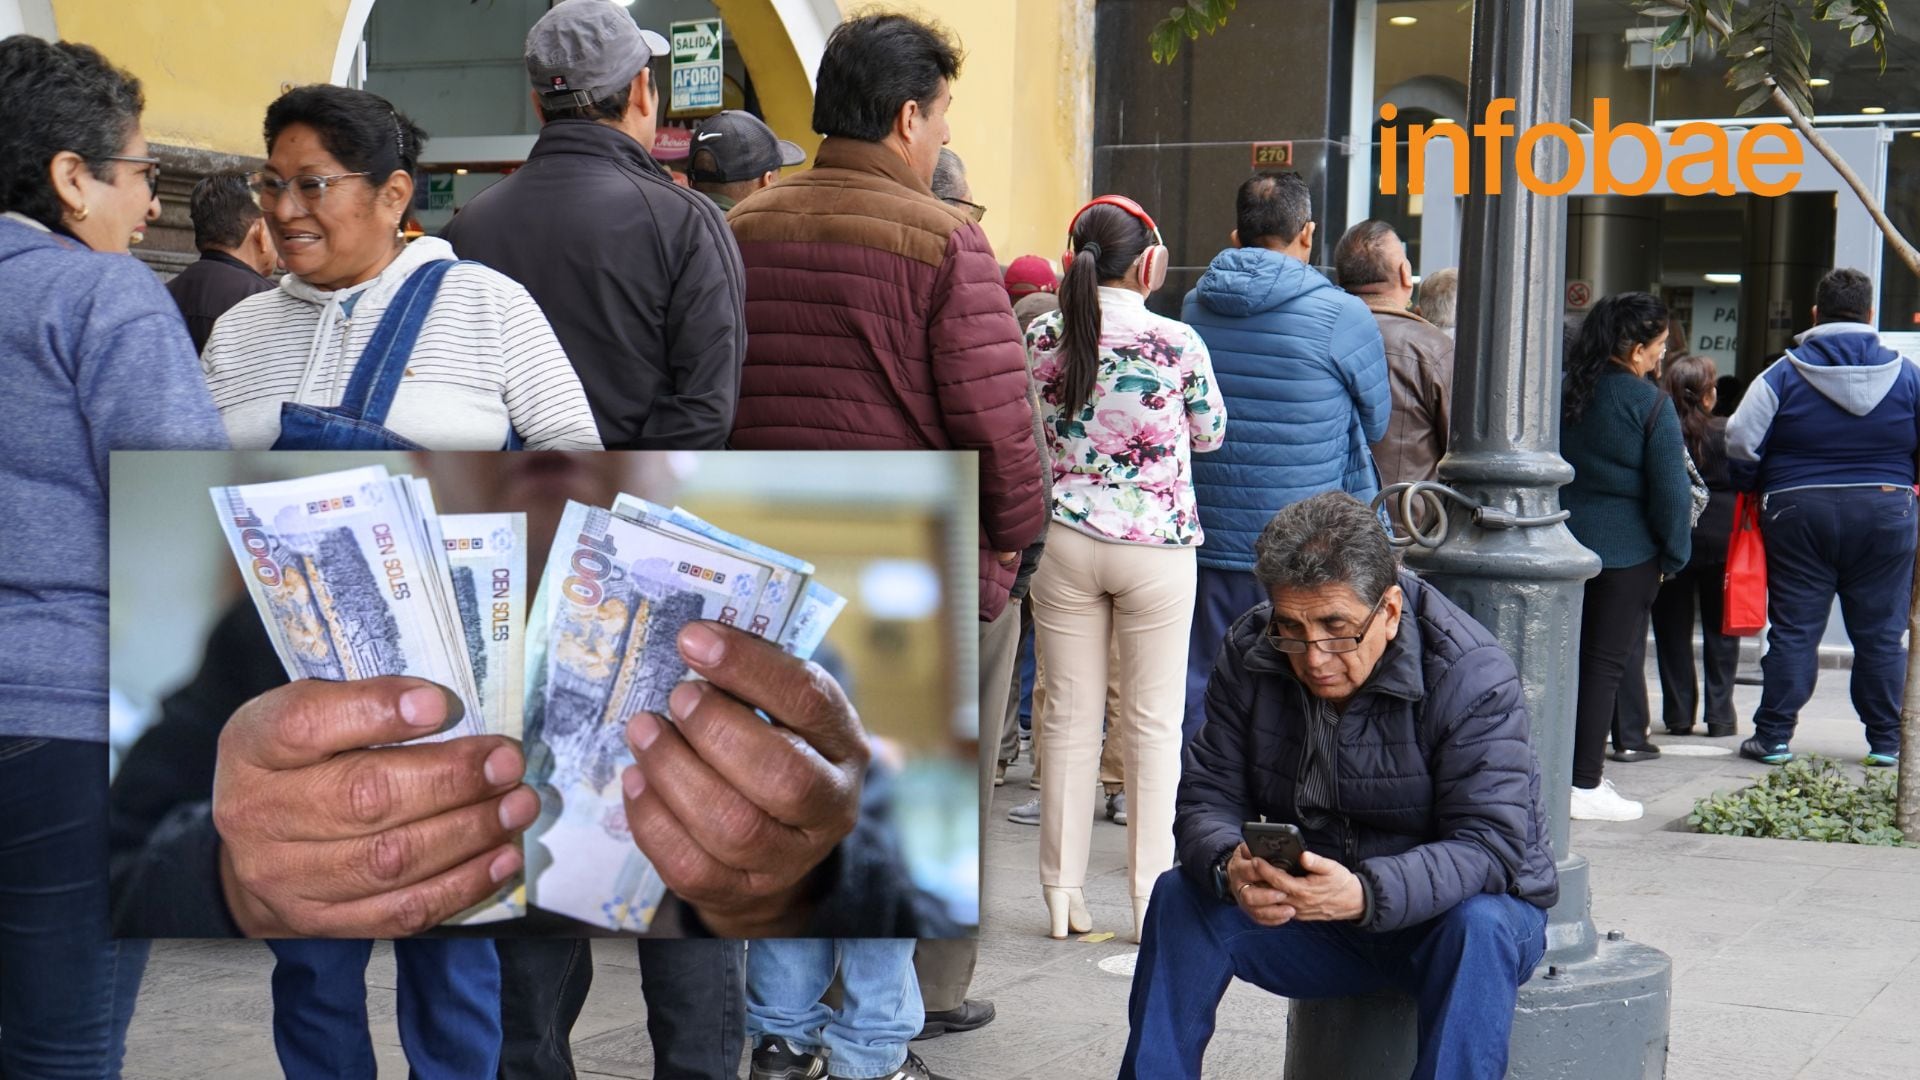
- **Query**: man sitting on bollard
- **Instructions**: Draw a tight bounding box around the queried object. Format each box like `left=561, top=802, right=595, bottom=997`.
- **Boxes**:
left=1121, top=492, right=1559, bottom=1080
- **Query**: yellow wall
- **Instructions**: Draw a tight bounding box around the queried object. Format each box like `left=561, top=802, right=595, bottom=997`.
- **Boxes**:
left=713, top=0, right=823, bottom=166
left=885, top=0, right=1092, bottom=266
left=51, top=0, right=352, bottom=154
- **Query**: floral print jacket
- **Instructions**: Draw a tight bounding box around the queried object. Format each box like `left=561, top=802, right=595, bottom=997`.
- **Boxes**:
left=1025, top=287, right=1227, bottom=545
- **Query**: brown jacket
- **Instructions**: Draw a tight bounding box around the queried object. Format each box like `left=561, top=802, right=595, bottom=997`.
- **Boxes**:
left=1365, top=302, right=1455, bottom=491
left=726, top=137, right=1046, bottom=621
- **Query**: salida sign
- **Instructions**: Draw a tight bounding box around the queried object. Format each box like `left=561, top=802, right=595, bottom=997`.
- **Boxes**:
left=1377, top=98, right=1804, bottom=197
left=670, top=19, right=723, bottom=114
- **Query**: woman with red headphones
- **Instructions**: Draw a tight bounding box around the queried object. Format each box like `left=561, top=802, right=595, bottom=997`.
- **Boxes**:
left=1024, top=195, right=1227, bottom=942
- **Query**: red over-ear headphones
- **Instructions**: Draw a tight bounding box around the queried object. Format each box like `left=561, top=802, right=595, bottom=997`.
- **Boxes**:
left=1062, top=194, right=1169, bottom=292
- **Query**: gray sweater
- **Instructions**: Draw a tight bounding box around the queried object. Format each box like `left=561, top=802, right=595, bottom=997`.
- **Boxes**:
left=0, top=214, right=229, bottom=741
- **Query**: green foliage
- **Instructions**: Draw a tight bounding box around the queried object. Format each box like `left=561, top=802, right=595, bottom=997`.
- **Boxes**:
left=1689, top=755, right=1907, bottom=846
left=1639, top=0, right=1894, bottom=118
left=1148, top=0, right=1238, bottom=64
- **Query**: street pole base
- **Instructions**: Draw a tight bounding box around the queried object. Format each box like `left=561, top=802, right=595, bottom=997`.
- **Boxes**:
left=1282, top=935, right=1671, bottom=1079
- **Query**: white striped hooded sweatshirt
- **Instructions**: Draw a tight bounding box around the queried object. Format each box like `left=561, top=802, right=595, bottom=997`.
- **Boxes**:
left=201, top=236, right=603, bottom=449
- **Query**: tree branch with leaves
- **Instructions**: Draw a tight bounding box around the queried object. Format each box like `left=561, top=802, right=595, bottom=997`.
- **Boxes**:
left=1641, top=1, right=1916, bottom=277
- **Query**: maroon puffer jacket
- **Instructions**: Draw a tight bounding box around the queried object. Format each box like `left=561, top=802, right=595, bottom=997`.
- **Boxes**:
left=727, top=137, right=1046, bottom=621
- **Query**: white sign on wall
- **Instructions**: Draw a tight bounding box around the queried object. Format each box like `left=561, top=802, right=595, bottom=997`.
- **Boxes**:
left=670, top=18, right=724, bottom=115
left=1692, top=286, right=1739, bottom=368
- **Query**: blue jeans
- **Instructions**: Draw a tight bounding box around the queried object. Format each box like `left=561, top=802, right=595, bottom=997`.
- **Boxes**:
left=0, top=737, right=148, bottom=1080
left=1182, top=567, right=1267, bottom=747
left=1753, top=486, right=1916, bottom=755
left=1122, top=869, right=1546, bottom=1080
left=746, top=939, right=922, bottom=1079
left=1017, top=621, right=1036, bottom=731
left=268, top=938, right=500, bottom=1079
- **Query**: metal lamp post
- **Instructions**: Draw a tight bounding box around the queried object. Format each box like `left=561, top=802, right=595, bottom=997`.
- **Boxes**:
left=1284, top=0, right=1673, bottom=1075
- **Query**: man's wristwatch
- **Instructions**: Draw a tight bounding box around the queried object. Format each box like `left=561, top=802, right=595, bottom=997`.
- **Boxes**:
left=1211, top=849, right=1235, bottom=901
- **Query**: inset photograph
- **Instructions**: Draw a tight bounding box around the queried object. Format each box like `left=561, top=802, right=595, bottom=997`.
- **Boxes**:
left=109, top=450, right=980, bottom=939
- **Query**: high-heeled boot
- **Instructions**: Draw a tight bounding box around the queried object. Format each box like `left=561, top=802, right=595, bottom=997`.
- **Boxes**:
left=1044, top=886, right=1092, bottom=939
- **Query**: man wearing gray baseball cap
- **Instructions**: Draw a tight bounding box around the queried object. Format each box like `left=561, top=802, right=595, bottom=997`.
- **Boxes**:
left=445, top=0, right=745, bottom=452
left=445, top=3, right=749, bottom=1076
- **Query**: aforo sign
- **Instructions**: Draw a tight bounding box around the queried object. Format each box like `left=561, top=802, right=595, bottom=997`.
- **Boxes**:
left=1377, top=98, right=1804, bottom=197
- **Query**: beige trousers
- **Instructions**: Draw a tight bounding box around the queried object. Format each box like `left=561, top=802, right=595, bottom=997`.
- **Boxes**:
left=1031, top=633, right=1126, bottom=793
left=1031, top=527, right=1197, bottom=901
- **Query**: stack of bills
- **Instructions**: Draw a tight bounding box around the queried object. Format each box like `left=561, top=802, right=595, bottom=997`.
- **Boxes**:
left=211, top=465, right=526, bottom=922
left=210, top=467, right=843, bottom=932
left=522, top=494, right=846, bottom=932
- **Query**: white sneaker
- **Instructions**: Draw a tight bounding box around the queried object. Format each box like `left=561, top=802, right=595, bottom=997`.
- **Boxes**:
left=1569, top=778, right=1643, bottom=822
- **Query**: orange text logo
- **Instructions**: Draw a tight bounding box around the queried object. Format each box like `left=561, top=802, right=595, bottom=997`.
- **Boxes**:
left=1378, top=98, right=1803, bottom=197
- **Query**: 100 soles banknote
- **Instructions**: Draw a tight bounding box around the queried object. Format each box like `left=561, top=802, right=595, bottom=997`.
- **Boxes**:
left=522, top=499, right=844, bottom=932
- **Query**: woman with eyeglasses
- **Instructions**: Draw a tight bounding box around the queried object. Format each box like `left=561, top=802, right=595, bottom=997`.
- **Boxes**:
left=1024, top=196, right=1226, bottom=943
left=200, top=84, right=601, bottom=450
left=0, top=33, right=229, bottom=1079
left=1558, top=292, right=1693, bottom=824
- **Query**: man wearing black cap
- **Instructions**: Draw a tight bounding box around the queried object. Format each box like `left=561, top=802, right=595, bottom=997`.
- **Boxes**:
left=444, top=0, right=745, bottom=451
left=687, top=110, right=805, bottom=213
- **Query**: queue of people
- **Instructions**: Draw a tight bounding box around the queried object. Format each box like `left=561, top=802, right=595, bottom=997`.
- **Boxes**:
left=3, top=0, right=1910, bottom=1076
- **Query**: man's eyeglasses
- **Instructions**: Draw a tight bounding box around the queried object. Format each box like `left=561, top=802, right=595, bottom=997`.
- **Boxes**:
left=944, top=197, right=987, bottom=223
left=1266, top=593, right=1389, bottom=655
left=250, top=171, right=372, bottom=209
left=107, top=155, right=162, bottom=198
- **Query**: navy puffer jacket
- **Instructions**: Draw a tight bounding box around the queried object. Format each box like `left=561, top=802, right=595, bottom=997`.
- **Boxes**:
left=1175, top=570, right=1558, bottom=932
left=1181, top=247, right=1390, bottom=572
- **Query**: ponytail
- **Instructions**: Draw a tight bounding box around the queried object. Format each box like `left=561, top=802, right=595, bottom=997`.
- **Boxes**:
left=1055, top=201, right=1153, bottom=419
left=1057, top=244, right=1103, bottom=419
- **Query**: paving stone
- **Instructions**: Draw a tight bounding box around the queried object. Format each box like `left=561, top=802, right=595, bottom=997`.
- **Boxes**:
left=1664, top=1000, right=1849, bottom=1080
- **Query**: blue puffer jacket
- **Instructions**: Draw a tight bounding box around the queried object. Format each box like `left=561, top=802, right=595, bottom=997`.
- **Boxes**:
left=1181, top=248, right=1390, bottom=571
left=1175, top=570, right=1559, bottom=932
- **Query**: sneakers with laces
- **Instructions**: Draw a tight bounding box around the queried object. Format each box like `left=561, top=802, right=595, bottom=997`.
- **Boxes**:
left=749, top=1036, right=825, bottom=1080
left=1006, top=795, right=1040, bottom=825
left=1105, top=791, right=1128, bottom=826
left=1569, top=778, right=1643, bottom=822
left=1738, top=737, right=1794, bottom=765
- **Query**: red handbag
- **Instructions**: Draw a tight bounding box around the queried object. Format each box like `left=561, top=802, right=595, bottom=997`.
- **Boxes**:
left=1723, top=492, right=1767, bottom=636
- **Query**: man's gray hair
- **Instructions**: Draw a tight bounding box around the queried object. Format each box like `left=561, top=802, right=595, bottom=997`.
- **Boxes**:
left=932, top=147, right=968, bottom=202
left=1253, top=493, right=1400, bottom=604
left=1414, top=267, right=1458, bottom=330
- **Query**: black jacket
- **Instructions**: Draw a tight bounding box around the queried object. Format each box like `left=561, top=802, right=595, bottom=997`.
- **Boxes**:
left=1176, top=570, right=1558, bottom=933
left=109, top=600, right=954, bottom=938
left=163, top=250, right=273, bottom=353
left=443, top=121, right=746, bottom=450
left=1691, top=416, right=1736, bottom=562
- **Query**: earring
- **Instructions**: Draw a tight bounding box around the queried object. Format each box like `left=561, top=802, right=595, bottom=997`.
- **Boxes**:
left=68, top=204, right=90, bottom=223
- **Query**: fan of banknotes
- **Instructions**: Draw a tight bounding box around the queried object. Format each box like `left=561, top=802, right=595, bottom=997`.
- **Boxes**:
left=212, top=465, right=845, bottom=931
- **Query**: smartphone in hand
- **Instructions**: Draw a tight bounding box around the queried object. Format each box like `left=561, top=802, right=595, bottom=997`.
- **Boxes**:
left=1242, top=821, right=1309, bottom=877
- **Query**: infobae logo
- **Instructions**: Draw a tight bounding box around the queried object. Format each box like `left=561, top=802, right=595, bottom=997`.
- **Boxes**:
left=1378, top=98, right=1804, bottom=198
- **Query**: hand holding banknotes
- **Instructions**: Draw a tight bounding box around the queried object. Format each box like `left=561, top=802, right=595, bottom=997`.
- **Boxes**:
left=621, top=621, right=868, bottom=938
left=213, top=677, right=538, bottom=937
